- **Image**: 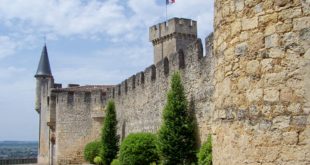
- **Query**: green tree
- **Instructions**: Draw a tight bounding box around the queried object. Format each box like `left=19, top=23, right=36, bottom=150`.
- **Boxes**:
left=157, top=72, right=197, bottom=164
left=119, top=133, right=159, bottom=165
left=100, top=100, right=119, bottom=165
left=198, top=135, right=212, bottom=165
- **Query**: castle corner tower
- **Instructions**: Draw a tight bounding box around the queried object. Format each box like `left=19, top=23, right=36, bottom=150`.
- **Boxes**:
left=149, top=17, right=197, bottom=64
left=34, top=44, right=54, bottom=165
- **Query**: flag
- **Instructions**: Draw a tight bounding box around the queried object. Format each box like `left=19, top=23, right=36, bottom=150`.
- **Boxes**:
left=166, top=0, right=175, bottom=5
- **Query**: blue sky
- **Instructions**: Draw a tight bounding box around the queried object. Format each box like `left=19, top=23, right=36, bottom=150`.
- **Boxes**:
left=0, top=0, right=214, bottom=141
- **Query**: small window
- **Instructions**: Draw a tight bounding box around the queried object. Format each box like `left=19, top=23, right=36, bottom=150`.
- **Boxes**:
left=47, top=97, right=50, bottom=106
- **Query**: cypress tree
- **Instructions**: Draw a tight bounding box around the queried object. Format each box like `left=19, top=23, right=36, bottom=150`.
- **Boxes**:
left=158, top=72, right=197, bottom=164
left=100, top=100, right=119, bottom=165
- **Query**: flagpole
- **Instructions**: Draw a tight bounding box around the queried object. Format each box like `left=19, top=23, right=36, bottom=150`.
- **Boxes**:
left=165, top=0, right=168, bottom=22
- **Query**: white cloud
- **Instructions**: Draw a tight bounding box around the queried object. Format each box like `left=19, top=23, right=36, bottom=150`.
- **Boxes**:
left=51, top=43, right=153, bottom=85
left=0, top=66, right=26, bottom=80
left=0, top=36, right=17, bottom=58
left=0, top=0, right=214, bottom=40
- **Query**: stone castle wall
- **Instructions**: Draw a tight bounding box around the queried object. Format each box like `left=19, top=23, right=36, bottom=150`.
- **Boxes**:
left=213, top=0, right=310, bottom=164
left=107, top=35, right=215, bottom=143
left=51, top=87, right=109, bottom=164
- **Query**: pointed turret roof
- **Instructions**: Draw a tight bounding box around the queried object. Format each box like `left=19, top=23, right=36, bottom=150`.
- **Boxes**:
left=35, top=44, right=52, bottom=77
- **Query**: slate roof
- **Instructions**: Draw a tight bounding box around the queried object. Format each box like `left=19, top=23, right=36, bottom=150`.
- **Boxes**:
left=35, top=44, right=52, bottom=77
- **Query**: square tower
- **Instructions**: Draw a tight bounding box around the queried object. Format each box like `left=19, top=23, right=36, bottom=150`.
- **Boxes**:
left=149, top=18, right=197, bottom=64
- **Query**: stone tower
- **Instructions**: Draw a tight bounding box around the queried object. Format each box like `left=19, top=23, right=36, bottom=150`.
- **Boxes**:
left=35, top=44, right=54, bottom=165
left=212, top=0, right=310, bottom=164
left=149, top=17, right=197, bottom=64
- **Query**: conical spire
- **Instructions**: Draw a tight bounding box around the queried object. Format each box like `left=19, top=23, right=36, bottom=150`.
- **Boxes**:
left=35, top=44, right=52, bottom=77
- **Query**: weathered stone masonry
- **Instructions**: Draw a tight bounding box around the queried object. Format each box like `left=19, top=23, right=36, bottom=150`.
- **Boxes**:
left=213, top=0, right=310, bottom=164
left=34, top=0, right=310, bottom=164
left=107, top=36, right=215, bottom=142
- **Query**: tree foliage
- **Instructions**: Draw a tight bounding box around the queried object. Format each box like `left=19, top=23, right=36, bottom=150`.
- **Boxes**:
left=94, top=156, right=103, bottom=165
left=119, top=133, right=159, bottom=165
left=84, top=141, right=101, bottom=164
left=157, top=72, right=197, bottom=164
left=198, top=134, right=212, bottom=165
left=111, top=159, right=120, bottom=165
left=100, top=100, right=119, bottom=165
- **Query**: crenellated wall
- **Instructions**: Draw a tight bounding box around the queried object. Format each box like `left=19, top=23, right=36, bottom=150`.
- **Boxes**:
left=106, top=35, right=215, bottom=143
left=51, top=86, right=110, bottom=164
left=213, top=0, right=310, bottom=164
left=149, top=18, right=198, bottom=64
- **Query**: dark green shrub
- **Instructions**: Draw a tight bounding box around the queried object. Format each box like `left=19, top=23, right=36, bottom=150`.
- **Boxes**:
left=84, top=141, right=101, bottom=164
left=119, top=133, right=159, bottom=165
left=158, top=72, right=197, bottom=164
left=198, top=135, right=212, bottom=165
left=111, top=159, right=120, bottom=165
left=100, top=100, right=119, bottom=165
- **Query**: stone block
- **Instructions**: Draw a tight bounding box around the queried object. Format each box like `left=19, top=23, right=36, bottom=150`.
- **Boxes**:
left=282, top=131, right=298, bottom=145
left=246, top=60, right=260, bottom=74
left=265, top=25, right=276, bottom=36
left=280, top=87, right=293, bottom=102
left=283, top=32, right=299, bottom=49
left=222, top=78, right=231, bottom=96
left=269, top=48, right=284, bottom=58
left=300, top=28, right=310, bottom=48
left=242, top=17, right=258, bottom=30
left=279, top=7, right=302, bottom=20
left=263, top=72, right=286, bottom=87
left=264, top=88, right=279, bottom=103
left=240, top=31, right=249, bottom=41
left=246, top=88, right=263, bottom=102
left=293, top=17, right=310, bottom=31
left=305, top=48, right=310, bottom=60
left=298, top=126, right=310, bottom=145
left=235, top=42, right=248, bottom=56
left=301, top=0, right=310, bottom=15
left=259, top=119, right=272, bottom=130
left=261, top=59, right=273, bottom=73
left=245, top=0, right=260, bottom=7
left=276, top=22, right=293, bottom=33
left=254, top=3, right=263, bottom=14
left=235, top=0, right=245, bottom=11
left=274, top=0, right=291, bottom=8
left=231, top=20, right=241, bottom=36
left=291, top=116, right=307, bottom=126
left=249, top=32, right=264, bottom=50
left=265, top=34, right=279, bottom=48
left=287, top=103, right=301, bottom=114
left=262, top=105, right=272, bottom=116
left=249, top=104, right=260, bottom=117
left=272, top=116, right=290, bottom=130
left=238, top=77, right=250, bottom=90
left=259, top=13, right=278, bottom=25
left=274, top=104, right=285, bottom=115
left=237, top=109, right=247, bottom=119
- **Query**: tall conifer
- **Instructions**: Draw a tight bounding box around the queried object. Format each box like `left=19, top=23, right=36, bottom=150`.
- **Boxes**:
left=158, top=72, right=197, bottom=164
left=100, top=100, right=119, bottom=165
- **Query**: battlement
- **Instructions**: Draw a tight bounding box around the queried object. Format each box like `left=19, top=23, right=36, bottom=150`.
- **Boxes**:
left=109, top=34, right=213, bottom=99
left=149, top=18, right=197, bottom=42
left=149, top=18, right=198, bottom=64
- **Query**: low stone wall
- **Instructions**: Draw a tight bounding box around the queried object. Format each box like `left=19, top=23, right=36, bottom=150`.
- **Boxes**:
left=0, top=158, right=37, bottom=164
